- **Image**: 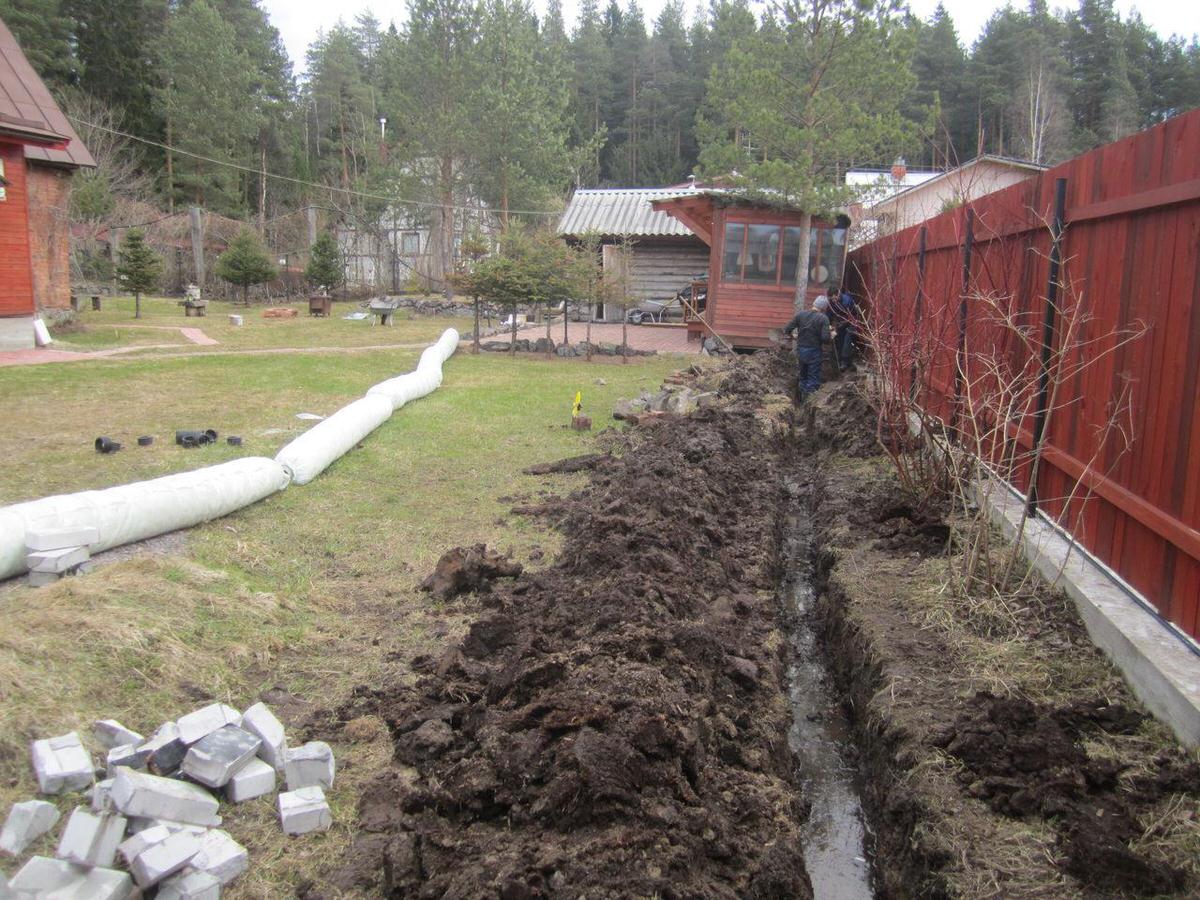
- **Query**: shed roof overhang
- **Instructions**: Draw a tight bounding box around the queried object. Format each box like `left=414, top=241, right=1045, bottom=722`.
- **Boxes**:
left=650, top=194, right=716, bottom=246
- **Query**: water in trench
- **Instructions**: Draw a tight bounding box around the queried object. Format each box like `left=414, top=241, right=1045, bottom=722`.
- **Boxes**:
left=781, top=488, right=874, bottom=900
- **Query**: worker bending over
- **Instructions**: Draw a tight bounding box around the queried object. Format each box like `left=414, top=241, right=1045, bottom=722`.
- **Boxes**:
left=782, top=296, right=832, bottom=401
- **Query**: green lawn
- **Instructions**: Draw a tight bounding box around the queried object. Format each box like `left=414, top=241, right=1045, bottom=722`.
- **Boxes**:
left=0, top=341, right=685, bottom=896
left=50, top=293, right=473, bottom=355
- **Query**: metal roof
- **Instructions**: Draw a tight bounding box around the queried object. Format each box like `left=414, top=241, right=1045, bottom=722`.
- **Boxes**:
left=558, top=187, right=704, bottom=238
left=0, top=18, right=95, bottom=168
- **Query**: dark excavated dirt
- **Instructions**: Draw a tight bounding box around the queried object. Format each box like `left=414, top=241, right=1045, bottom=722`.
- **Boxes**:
left=937, top=692, right=1196, bottom=895
left=419, top=545, right=523, bottom=601
left=329, top=352, right=814, bottom=898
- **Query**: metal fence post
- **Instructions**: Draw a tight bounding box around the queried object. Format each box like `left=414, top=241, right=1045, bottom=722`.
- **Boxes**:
left=1026, top=177, right=1069, bottom=514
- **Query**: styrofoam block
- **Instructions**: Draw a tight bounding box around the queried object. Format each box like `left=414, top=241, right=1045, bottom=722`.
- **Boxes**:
left=105, top=742, right=148, bottom=777
left=129, top=831, right=203, bottom=888
left=109, top=769, right=220, bottom=827
left=182, top=726, right=260, bottom=789
left=226, top=758, right=275, bottom=803
left=27, top=571, right=60, bottom=588
left=0, top=800, right=60, bottom=856
left=93, top=720, right=143, bottom=750
left=240, top=702, right=287, bottom=771
left=9, top=856, right=133, bottom=898
left=24, top=526, right=99, bottom=552
left=128, top=818, right=210, bottom=838
left=89, top=779, right=115, bottom=813
left=157, top=868, right=221, bottom=899
left=176, top=704, right=242, bottom=745
left=192, top=829, right=248, bottom=885
left=118, top=824, right=170, bottom=867
left=31, top=732, right=93, bottom=794
left=55, top=807, right=126, bottom=868
left=278, top=786, right=331, bottom=835
left=26, top=545, right=89, bottom=573
left=284, top=741, right=335, bottom=791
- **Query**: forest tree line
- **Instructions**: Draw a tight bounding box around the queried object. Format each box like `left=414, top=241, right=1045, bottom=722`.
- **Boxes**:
left=2, top=0, right=1197, bottom=241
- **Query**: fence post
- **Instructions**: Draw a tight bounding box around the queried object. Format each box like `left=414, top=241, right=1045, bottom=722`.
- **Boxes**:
left=189, top=207, right=205, bottom=290
left=951, top=208, right=975, bottom=434
left=1026, top=177, right=1069, bottom=515
left=909, top=225, right=928, bottom=400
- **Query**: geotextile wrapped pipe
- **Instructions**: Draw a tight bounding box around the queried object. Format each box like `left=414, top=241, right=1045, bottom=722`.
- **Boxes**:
left=0, top=329, right=460, bottom=580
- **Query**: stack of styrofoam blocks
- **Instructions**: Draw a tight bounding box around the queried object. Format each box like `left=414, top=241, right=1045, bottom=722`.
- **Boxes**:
left=1, top=701, right=337, bottom=898
left=24, top=526, right=98, bottom=588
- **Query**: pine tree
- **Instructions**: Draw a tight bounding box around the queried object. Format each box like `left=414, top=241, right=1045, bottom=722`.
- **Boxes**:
left=305, top=231, right=344, bottom=295
left=216, top=229, right=277, bottom=305
left=698, top=0, right=917, bottom=309
left=158, top=0, right=258, bottom=214
left=0, top=0, right=75, bottom=87
left=474, top=0, right=571, bottom=223
left=116, top=230, right=163, bottom=320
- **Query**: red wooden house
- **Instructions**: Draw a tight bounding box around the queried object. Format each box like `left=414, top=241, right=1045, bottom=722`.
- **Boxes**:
left=652, top=192, right=850, bottom=349
left=0, top=18, right=95, bottom=350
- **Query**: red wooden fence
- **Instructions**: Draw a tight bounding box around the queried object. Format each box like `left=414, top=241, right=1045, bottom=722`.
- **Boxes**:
left=847, top=109, right=1200, bottom=642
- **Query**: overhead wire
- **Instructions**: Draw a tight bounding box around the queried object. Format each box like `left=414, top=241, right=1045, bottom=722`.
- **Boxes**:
left=67, top=115, right=564, bottom=218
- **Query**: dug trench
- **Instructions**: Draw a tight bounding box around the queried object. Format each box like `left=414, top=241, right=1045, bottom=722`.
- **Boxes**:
left=307, top=352, right=1198, bottom=898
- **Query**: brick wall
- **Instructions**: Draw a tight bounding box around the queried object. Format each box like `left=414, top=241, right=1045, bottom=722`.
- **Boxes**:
left=25, top=162, right=73, bottom=311
left=0, top=142, right=35, bottom=317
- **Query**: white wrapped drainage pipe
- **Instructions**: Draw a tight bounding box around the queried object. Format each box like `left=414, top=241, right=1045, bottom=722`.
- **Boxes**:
left=0, top=458, right=291, bottom=580
left=0, top=329, right=460, bottom=579
left=277, top=327, right=460, bottom=484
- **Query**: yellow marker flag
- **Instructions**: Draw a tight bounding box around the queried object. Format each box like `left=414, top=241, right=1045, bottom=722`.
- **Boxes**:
left=572, top=391, right=583, bottom=417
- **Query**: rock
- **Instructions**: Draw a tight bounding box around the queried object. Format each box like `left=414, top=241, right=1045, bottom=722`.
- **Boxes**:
left=597, top=341, right=619, bottom=356
left=182, top=726, right=261, bottom=788
left=8, top=857, right=132, bottom=899
left=0, top=800, right=60, bottom=856
left=55, top=807, right=126, bottom=868
left=532, top=337, right=555, bottom=353
left=480, top=341, right=511, bottom=352
left=240, top=702, right=288, bottom=772
left=613, top=398, right=649, bottom=421
left=93, top=720, right=143, bottom=751
left=278, top=786, right=332, bottom=836
left=176, top=704, right=242, bottom=745
left=410, top=719, right=454, bottom=755
left=139, top=723, right=188, bottom=777
left=283, top=742, right=335, bottom=791
left=110, top=769, right=221, bottom=827
left=666, top=388, right=698, bottom=415
left=31, top=732, right=93, bottom=795
left=106, top=741, right=149, bottom=777
left=225, top=758, right=275, bottom=803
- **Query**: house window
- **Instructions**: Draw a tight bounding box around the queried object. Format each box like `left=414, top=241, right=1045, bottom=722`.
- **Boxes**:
left=0, top=158, right=6, bottom=202
left=400, top=232, right=421, bottom=255
left=721, top=219, right=849, bottom=288
left=721, top=222, right=745, bottom=280
left=744, top=224, right=780, bottom=283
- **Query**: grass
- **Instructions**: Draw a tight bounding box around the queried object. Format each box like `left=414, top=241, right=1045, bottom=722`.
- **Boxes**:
left=0, top=339, right=687, bottom=896
left=48, top=293, right=473, bottom=356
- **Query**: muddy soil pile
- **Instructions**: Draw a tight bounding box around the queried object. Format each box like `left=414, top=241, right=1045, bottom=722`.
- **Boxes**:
left=330, top=353, right=813, bottom=898
left=805, top=377, right=1200, bottom=898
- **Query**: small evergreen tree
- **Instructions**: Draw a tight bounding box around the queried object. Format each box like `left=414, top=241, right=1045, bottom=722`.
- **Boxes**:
left=115, top=229, right=162, bottom=319
left=215, top=228, right=277, bottom=305
left=305, top=231, right=344, bottom=295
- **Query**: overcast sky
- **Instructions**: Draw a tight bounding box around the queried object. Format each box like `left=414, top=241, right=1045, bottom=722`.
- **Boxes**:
left=264, top=0, right=1196, bottom=76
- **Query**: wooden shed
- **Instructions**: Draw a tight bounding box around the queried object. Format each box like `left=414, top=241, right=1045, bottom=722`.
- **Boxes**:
left=652, top=192, right=850, bottom=349
left=557, top=186, right=711, bottom=321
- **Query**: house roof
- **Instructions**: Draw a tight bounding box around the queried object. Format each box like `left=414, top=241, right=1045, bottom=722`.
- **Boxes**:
left=870, top=155, right=1045, bottom=212
left=845, top=168, right=940, bottom=205
left=0, top=17, right=95, bottom=167
left=558, top=187, right=705, bottom=238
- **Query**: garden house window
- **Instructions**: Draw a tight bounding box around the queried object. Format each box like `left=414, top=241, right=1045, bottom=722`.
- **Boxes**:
left=720, top=220, right=848, bottom=288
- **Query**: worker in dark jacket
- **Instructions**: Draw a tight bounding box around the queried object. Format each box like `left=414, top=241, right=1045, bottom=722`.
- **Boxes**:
left=782, top=296, right=832, bottom=399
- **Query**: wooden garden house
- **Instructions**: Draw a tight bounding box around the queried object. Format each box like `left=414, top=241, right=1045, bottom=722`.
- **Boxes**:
left=652, top=192, right=850, bottom=349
